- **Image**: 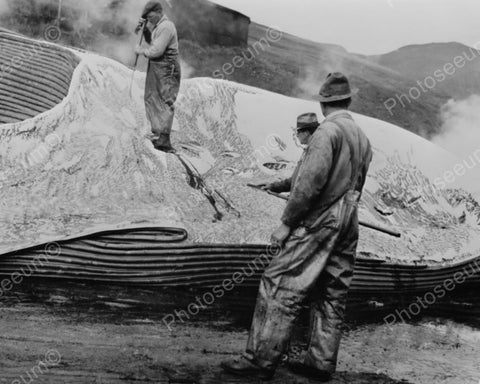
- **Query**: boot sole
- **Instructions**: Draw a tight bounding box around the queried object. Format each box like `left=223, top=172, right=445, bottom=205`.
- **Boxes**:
left=153, top=146, right=176, bottom=153
left=288, top=363, right=332, bottom=382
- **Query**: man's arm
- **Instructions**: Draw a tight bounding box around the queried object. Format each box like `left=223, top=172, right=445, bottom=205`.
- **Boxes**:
left=143, top=24, right=174, bottom=59
left=267, top=177, right=292, bottom=193
left=280, top=128, right=337, bottom=227
left=357, top=140, right=373, bottom=197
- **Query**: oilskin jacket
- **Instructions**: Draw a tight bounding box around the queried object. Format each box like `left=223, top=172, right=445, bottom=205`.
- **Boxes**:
left=270, top=110, right=372, bottom=229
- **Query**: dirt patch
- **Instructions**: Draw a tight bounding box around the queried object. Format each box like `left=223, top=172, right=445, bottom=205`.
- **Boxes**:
left=0, top=281, right=478, bottom=383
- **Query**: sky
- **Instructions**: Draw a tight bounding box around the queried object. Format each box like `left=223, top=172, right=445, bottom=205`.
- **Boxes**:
left=211, top=0, right=480, bottom=55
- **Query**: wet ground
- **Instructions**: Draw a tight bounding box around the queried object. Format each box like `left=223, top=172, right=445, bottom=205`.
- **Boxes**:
left=0, top=279, right=479, bottom=383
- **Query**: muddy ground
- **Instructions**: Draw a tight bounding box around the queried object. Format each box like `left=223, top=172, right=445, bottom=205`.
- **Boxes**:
left=0, top=280, right=479, bottom=384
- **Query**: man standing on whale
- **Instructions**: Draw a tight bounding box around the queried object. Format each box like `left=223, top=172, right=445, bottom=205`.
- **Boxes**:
left=134, top=1, right=181, bottom=153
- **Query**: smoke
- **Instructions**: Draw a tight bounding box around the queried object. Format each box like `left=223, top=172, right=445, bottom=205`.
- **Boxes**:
left=0, top=0, right=8, bottom=14
left=432, top=95, right=480, bottom=197
left=180, top=59, right=194, bottom=79
left=295, top=50, right=348, bottom=99
left=62, top=0, right=150, bottom=67
left=0, top=0, right=156, bottom=67
left=93, top=33, right=141, bottom=68
left=296, top=66, right=321, bottom=99
left=433, top=96, right=480, bottom=157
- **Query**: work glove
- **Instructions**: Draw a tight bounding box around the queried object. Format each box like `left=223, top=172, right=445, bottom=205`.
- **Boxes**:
left=251, top=182, right=275, bottom=191
left=252, top=182, right=267, bottom=189
left=134, top=18, right=146, bottom=34
left=263, top=183, right=283, bottom=193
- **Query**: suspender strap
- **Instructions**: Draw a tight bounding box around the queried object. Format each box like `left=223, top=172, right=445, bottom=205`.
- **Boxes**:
left=329, top=116, right=363, bottom=192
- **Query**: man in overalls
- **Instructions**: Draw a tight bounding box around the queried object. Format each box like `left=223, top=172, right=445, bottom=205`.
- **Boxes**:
left=221, top=73, right=373, bottom=382
left=135, top=1, right=181, bottom=153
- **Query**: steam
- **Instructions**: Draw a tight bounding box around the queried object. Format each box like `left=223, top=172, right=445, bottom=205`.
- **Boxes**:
left=0, top=0, right=8, bottom=14
left=433, top=96, right=480, bottom=158
left=0, top=0, right=154, bottom=67
left=93, top=33, right=142, bottom=68
left=295, top=50, right=348, bottom=99
left=64, top=0, right=149, bottom=67
left=432, top=95, right=480, bottom=198
left=296, top=66, right=321, bottom=99
left=180, top=59, right=194, bottom=79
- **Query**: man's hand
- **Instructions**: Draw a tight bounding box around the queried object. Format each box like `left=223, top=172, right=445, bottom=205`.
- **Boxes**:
left=261, top=183, right=274, bottom=191
left=248, top=182, right=275, bottom=191
left=135, top=44, right=145, bottom=55
left=248, top=182, right=267, bottom=189
left=255, top=182, right=277, bottom=191
left=270, top=223, right=291, bottom=247
left=135, top=18, right=146, bottom=34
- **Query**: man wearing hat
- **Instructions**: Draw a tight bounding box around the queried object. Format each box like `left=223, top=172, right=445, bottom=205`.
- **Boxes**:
left=134, top=1, right=181, bottom=153
left=256, top=112, right=320, bottom=194
left=221, top=73, right=372, bottom=381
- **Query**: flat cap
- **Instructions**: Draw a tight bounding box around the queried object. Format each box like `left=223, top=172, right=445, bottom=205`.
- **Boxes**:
left=141, top=1, right=163, bottom=18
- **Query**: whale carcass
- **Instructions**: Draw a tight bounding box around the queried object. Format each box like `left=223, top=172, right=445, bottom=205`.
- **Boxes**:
left=1, top=30, right=480, bottom=294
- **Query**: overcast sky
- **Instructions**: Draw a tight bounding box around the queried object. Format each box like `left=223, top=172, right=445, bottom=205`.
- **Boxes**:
left=211, top=0, right=480, bottom=55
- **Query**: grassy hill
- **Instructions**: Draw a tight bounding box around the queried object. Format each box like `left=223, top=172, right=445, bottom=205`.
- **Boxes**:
left=372, top=42, right=480, bottom=100
left=2, top=0, right=472, bottom=139
left=182, top=22, right=451, bottom=138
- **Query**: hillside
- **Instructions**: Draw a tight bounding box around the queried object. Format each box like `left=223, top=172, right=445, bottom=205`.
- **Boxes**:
left=249, top=23, right=451, bottom=137
left=372, top=42, right=480, bottom=99
left=0, top=0, right=467, bottom=138
left=180, top=22, right=451, bottom=138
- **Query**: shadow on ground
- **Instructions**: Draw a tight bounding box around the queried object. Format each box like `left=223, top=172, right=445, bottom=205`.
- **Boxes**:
left=163, top=365, right=414, bottom=383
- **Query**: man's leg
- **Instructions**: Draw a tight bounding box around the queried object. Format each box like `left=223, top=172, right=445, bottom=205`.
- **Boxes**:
left=304, top=250, right=355, bottom=373
left=304, top=202, right=359, bottom=373
left=156, top=61, right=181, bottom=144
left=146, top=60, right=181, bottom=152
left=244, top=224, right=341, bottom=371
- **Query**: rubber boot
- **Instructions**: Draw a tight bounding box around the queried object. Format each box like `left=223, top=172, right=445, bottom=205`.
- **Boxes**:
left=220, top=357, right=274, bottom=380
left=152, top=133, right=175, bottom=153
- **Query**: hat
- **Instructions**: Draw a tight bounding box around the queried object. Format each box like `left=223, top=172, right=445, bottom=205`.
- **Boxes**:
left=141, top=1, right=163, bottom=18
left=314, top=72, right=358, bottom=102
left=294, top=113, right=320, bottom=131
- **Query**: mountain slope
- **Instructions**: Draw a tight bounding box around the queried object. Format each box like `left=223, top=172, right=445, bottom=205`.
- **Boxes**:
left=180, top=22, right=452, bottom=138
left=372, top=42, right=480, bottom=99
left=0, top=0, right=470, bottom=138
left=247, top=23, right=451, bottom=137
